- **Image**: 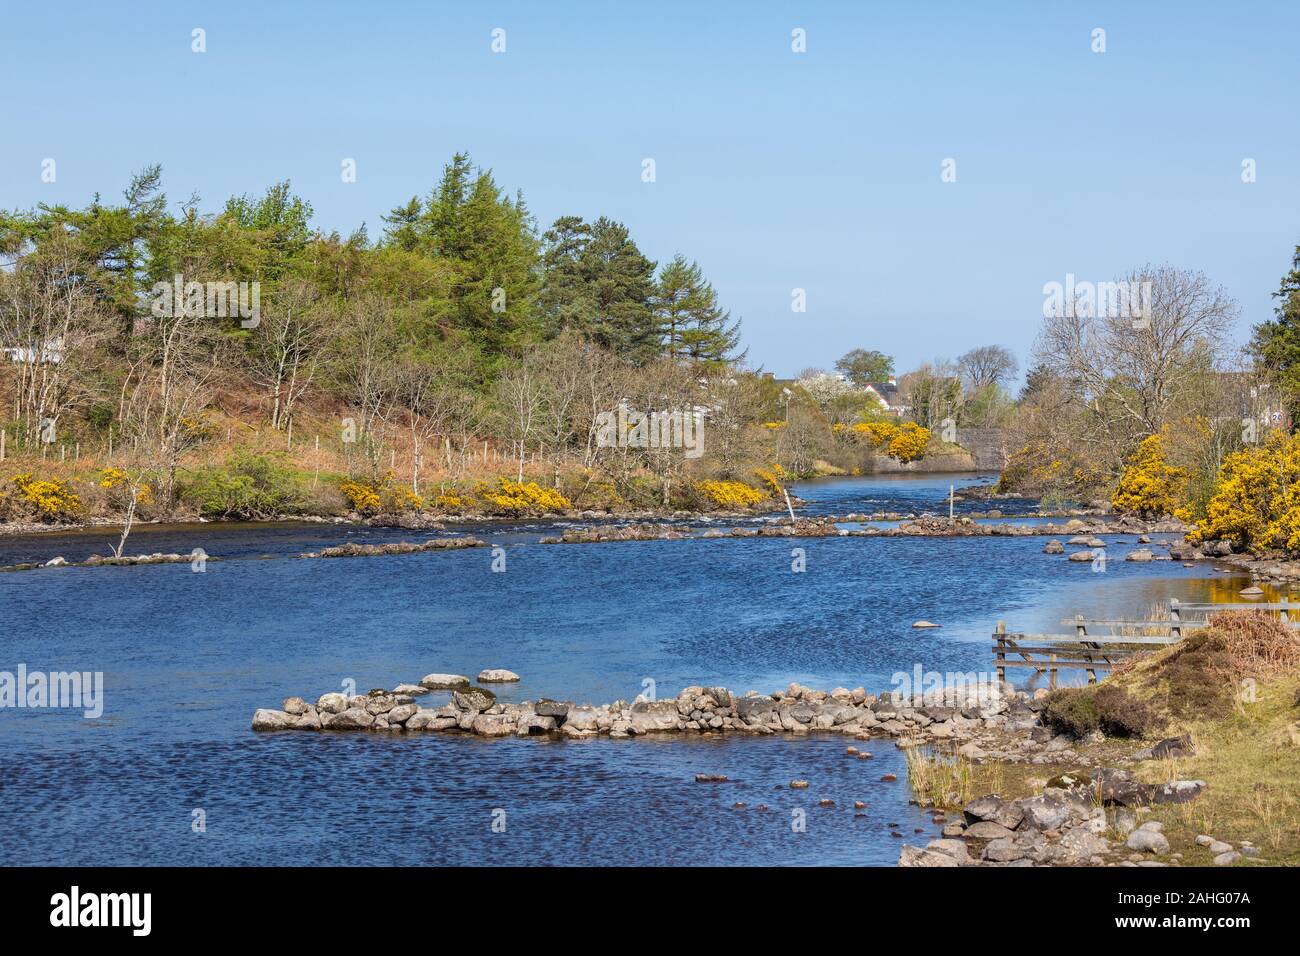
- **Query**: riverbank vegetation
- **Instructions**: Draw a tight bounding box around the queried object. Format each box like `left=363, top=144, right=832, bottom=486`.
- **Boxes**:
left=2, top=156, right=1025, bottom=531
left=962, top=611, right=1300, bottom=864
left=995, top=245, right=1300, bottom=557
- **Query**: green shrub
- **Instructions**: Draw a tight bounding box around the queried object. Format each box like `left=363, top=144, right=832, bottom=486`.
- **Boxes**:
left=1041, top=683, right=1158, bottom=739
left=182, top=451, right=308, bottom=519
left=1093, top=684, right=1158, bottom=737
left=1040, top=687, right=1100, bottom=736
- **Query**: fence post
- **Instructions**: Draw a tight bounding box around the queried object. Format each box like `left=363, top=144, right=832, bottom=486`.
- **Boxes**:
left=1281, top=597, right=1290, bottom=625
left=995, top=621, right=1006, bottom=682
left=1170, top=599, right=1181, bottom=641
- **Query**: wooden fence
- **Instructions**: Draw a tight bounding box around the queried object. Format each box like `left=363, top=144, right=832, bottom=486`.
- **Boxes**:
left=993, top=598, right=1299, bottom=687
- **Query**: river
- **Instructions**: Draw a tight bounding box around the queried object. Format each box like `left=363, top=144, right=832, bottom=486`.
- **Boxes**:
left=0, top=474, right=1254, bottom=865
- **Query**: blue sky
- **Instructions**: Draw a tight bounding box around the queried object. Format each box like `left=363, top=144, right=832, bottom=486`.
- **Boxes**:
left=2, top=1, right=1298, bottom=380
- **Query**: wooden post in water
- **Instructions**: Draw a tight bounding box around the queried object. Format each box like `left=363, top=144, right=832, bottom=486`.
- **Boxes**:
left=949, top=484, right=954, bottom=522
left=995, top=621, right=1006, bottom=682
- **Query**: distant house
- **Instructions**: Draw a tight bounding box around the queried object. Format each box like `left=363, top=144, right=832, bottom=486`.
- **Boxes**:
left=863, top=377, right=908, bottom=415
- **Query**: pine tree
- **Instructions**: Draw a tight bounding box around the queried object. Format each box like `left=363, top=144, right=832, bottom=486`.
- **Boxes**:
left=538, top=215, right=658, bottom=361
left=654, top=254, right=742, bottom=366
left=1251, top=244, right=1300, bottom=427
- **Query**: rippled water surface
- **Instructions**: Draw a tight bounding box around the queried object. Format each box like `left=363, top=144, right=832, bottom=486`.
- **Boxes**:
left=0, top=476, right=1243, bottom=865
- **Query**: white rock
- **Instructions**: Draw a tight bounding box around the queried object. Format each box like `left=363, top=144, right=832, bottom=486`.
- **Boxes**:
left=419, top=673, right=470, bottom=690
left=251, top=709, right=294, bottom=731
left=316, top=692, right=349, bottom=714
left=477, top=668, right=520, bottom=683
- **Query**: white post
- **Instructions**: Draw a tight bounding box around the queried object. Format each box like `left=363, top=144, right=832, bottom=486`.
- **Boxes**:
left=949, top=484, right=954, bottom=521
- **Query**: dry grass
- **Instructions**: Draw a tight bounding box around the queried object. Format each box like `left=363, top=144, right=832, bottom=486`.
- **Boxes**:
left=904, top=746, right=975, bottom=809
left=961, top=614, right=1300, bottom=865
left=1128, top=670, right=1300, bottom=864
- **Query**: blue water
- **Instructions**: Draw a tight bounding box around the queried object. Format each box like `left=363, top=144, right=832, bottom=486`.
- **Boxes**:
left=0, top=476, right=1236, bottom=865
left=795, top=472, right=1041, bottom=518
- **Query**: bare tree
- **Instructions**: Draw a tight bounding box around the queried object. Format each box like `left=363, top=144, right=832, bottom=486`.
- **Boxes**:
left=0, top=237, right=113, bottom=448
left=531, top=333, right=586, bottom=488
left=328, top=293, right=399, bottom=475
left=1034, top=265, right=1234, bottom=464
left=247, top=278, right=324, bottom=430
left=958, top=345, right=1018, bottom=391
left=494, top=357, right=544, bottom=483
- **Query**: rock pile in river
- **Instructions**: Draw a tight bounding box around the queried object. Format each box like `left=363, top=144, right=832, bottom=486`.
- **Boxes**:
left=251, top=678, right=1023, bottom=741
left=299, top=537, right=485, bottom=559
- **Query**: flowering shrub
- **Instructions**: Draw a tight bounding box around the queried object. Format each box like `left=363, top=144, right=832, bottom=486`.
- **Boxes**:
left=5, top=472, right=82, bottom=522
left=387, top=485, right=425, bottom=512
left=761, top=421, right=786, bottom=430
left=98, top=467, right=153, bottom=507
left=339, top=480, right=383, bottom=515
left=1111, top=433, right=1188, bottom=518
left=696, top=479, right=766, bottom=508
left=1191, top=432, right=1300, bottom=553
left=844, top=420, right=928, bottom=462
left=476, top=478, right=571, bottom=513
left=432, top=490, right=469, bottom=511
left=886, top=422, right=930, bottom=463
left=754, top=465, right=788, bottom=496
left=851, top=421, right=897, bottom=446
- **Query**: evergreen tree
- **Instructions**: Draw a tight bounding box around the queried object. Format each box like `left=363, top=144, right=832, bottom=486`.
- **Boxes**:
left=654, top=254, right=742, bottom=366
left=381, top=197, right=422, bottom=252
left=582, top=217, right=658, bottom=362
left=538, top=215, right=594, bottom=335
left=379, top=153, right=540, bottom=366
left=538, top=215, right=658, bottom=361
left=1251, top=244, right=1300, bottom=426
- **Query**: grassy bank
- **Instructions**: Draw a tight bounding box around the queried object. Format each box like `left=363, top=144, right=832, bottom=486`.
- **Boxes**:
left=956, top=612, right=1300, bottom=865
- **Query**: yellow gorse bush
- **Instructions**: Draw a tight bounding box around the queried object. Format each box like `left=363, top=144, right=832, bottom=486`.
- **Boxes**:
left=339, top=479, right=382, bottom=514
left=851, top=421, right=897, bottom=446
left=754, top=465, right=787, bottom=496
left=697, top=479, right=766, bottom=508
left=433, top=490, right=468, bottom=511
left=845, top=420, right=929, bottom=463
left=887, top=422, right=930, bottom=463
left=1111, top=432, right=1189, bottom=519
left=8, top=472, right=82, bottom=521
left=1191, top=431, right=1300, bottom=553
left=477, top=478, right=572, bottom=512
left=98, top=467, right=153, bottom=505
